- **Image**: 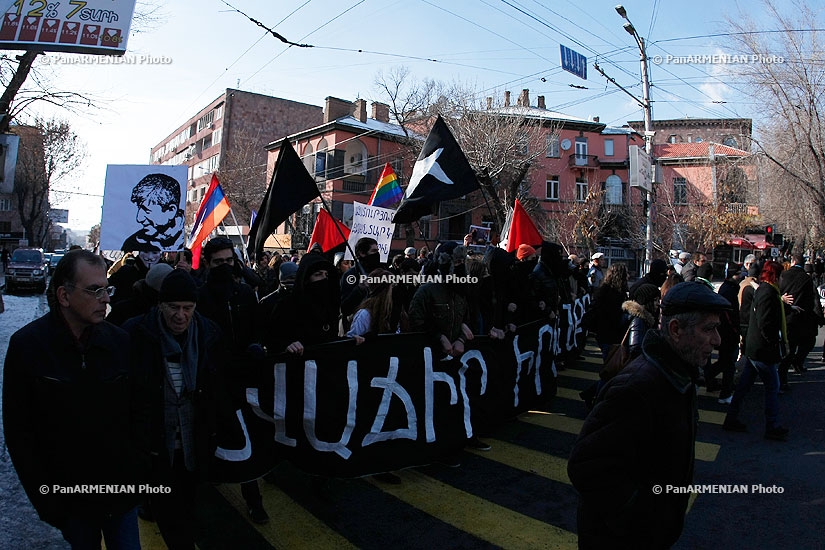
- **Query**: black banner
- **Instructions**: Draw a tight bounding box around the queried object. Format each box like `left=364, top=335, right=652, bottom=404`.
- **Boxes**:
left=211, top=318, right=578, bottom=481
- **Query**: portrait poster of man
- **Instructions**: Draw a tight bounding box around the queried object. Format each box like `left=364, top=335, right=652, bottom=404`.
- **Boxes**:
left=99, top=165, right=188, bottom=252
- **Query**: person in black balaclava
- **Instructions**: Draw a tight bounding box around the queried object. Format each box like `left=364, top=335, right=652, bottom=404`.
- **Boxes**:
left=272, top=250, right=341, bottom=354
left=194, top=237, right=268, bottom=525
left=340, top=237, right=381, bottom=332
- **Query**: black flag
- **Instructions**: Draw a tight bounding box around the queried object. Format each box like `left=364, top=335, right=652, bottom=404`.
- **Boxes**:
left=248, top=139, right=320, bottom=258
left=392, top=115, right=480, bottom=224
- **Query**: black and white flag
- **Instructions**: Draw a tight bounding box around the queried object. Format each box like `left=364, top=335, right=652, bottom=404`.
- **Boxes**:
left=392, top=116, right=480, bottom=224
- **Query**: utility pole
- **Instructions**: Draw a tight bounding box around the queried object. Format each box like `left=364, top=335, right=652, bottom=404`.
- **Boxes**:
left=614, top=5, right=655, bottom=274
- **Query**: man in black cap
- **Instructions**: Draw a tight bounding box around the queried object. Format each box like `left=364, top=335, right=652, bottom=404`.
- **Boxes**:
left=124, top=269, right=245, bottom=548
left=568, top=281, right=730, bottom=549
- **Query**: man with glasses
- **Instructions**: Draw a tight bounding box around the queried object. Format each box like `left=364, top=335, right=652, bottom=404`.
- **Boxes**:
left=3, top=249, right=147, bottom=548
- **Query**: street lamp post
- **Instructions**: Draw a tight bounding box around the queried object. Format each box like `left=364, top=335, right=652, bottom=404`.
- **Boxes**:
left=616, top=5, right=655, bottom=274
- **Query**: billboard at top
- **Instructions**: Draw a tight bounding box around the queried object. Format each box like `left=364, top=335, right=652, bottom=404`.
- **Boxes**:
left=0, top=0, right=136, bottom=55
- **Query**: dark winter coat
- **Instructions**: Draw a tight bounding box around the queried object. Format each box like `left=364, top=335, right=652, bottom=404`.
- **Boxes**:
left=106, top=279, right=158, bottom=326
left=3, top=313, right=148, bottom=528
left=779, top=265, right=818, bottom=335
left=621, top=300, right=656, bottom=360
left=568, top=330, right=697, bottom=549
left=269, top=252, right=341, bottom=352
left=408, top=282, right=470, bottom=343
left=745, top=282, right=783, bottom=364
left=589, top=284, right=628, bottom=345
left=123, top=310, right=244, bottom=479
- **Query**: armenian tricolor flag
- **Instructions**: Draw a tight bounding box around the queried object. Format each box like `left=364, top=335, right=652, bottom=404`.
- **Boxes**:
left=188, top=173, right=231, bottom=269
left=367, top=163, right=404, bottom=209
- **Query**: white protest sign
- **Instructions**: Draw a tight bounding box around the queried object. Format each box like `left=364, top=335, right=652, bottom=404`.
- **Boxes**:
left=344, top=201, right=396, bottom=262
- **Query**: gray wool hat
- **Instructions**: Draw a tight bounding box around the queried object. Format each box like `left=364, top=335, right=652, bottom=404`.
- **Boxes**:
left=661, top=281, right=731, bottom=316
left=145, top=263, right=174, bottom=293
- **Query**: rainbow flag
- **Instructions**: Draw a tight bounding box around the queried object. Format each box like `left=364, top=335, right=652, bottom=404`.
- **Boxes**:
left=188, top=173, right=231, bottom=269
left=368, top=163, right=404, bottom=209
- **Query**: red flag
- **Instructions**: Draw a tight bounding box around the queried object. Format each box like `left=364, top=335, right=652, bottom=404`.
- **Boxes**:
left=307, top=209, right=350, bottom=252
left=506, top=198, right=543, bottom=253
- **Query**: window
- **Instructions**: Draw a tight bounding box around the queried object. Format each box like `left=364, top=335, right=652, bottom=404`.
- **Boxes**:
left=668, top=134, right=677, bottom=144
left=0, top=197, right=12, bottom=211
left=674, top=177, right=687, bottom=205
left=695, top=137, right=704, bottom=143
left=575, top=137, right=588, bottom=165
left=604, top=139, right=614, bottom=157
left=576, top=178, right=588, bottom=202
left=722, top=136, right=737, bottom=147
left=197, top=110, right=215, bottom=132
left=419, top=217, right=432, bottom=239
left=214, top=105, right=223, bottom=120
left=546, top=134, right=560, bottom=158
left=546, top=176, right=559, bottom=200
left=517, top=133, right=528, bottom=155
left=605, top=175, right=622, bottom=204
left=213, top=127, right=222, bottom=145
left=0, top=221, right=10, bottom=233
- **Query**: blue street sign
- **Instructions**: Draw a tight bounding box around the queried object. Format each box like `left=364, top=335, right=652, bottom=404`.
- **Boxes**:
left=560, top=44, right=587, bottom=80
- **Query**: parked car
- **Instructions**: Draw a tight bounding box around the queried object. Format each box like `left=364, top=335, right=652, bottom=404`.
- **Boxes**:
left=48, top=252, right=65, bottom=274
left=6, top=248, right=48, bottom=293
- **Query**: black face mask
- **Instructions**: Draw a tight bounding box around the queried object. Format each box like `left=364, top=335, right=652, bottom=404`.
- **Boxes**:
left=306, top=278, right=330, bottom=297
left=361, top=252, right=380, bottom=272
left=208, top=263, right=235, bottom=286
left=453, top=263, right=467, bottom=278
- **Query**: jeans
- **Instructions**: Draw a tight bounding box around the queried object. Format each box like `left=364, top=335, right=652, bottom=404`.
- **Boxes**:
left=728, top=357, right=780, bottom=428
left=61, top=507, right=140, bottom=550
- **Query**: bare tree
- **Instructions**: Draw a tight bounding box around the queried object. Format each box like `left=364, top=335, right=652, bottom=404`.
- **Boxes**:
left=216, top=126, right=268, bottom=225
left=725, top=1, right=825, bottom=249
left=655, top=158, right=757, bottom=254
left=13, top=118, right=86, bottom=247
left=373, top=69, right=552, bottom=235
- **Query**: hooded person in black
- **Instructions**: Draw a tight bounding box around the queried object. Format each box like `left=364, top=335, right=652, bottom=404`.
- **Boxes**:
left=272, top=251, right=341, bottom=355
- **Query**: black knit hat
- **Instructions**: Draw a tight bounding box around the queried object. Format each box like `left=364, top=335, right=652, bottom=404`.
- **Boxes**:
left=632, top=283, right=661, bottom=306
left=159, top=269, right=198, bottom=303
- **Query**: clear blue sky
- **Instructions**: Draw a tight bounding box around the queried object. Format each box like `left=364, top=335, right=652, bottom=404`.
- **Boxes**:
left=19, top=0, right=812, bottom=234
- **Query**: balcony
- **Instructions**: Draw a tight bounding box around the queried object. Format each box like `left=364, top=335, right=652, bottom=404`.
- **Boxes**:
left=568, top=154, right=600, bottom=169
left=724, top=202, right=748, bottom=215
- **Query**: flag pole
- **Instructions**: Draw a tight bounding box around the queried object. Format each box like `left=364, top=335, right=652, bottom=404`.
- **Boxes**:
left=316, top=193, right=361, bottom=271
left=227, top=206, right=251, bottom=265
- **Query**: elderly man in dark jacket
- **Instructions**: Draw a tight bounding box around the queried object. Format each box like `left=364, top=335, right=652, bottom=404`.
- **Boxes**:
left=3, top=250, right=148, bottom=548
left=124, top=269, right=246, bottom=548
left=779, top=253, right=820, bottom=381
left=568, top=282, right=730, bottom=549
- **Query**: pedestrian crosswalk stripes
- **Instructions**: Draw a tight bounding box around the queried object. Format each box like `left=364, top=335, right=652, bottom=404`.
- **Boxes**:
left=557, top=368, right=600, bottom=381
left=555, top=385, right=727, bottom=426
left=217, top=483, right=358, bottom=550
left=136, top=338, right=725, bottom=548
left=366, top=469, right=579, bottom=549
left=465, top=438, right=571, bottom=485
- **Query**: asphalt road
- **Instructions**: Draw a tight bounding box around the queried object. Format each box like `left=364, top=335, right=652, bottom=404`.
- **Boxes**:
left=1, top=282, right=823, bottom=549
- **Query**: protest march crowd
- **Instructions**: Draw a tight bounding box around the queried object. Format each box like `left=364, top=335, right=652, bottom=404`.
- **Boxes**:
left=4, top=234, right=820, bottom=549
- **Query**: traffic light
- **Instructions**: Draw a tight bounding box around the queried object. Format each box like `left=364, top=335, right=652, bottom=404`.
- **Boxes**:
left=765, top=225, right=774, bottom=244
